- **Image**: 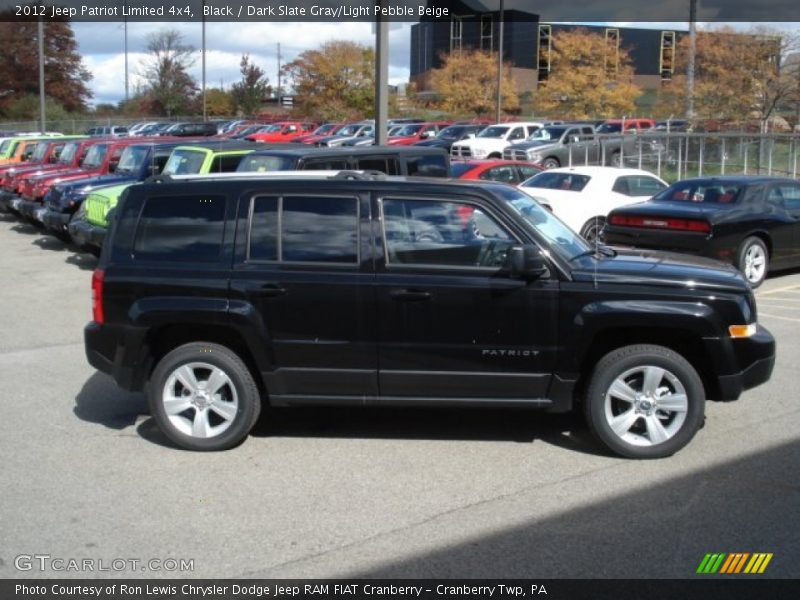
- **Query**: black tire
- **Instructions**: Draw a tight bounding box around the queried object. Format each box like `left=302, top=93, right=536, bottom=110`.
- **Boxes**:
left=609, top=151, right=622, bottom=167
left=579, top=216, right=606, bottom=245
left=542, top=157, right=560, bottom=169
left=149, top=342, right=261, bottom=451
left=736, top=236, right=769, bottom=288
left=488, top=152, right=502, bottom=159
left=583, top=344, right=705, bottom=459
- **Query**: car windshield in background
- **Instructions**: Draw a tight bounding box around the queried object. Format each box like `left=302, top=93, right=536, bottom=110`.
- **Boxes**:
left=163, top=150, right=206, bottom=175
left=336, top=125, right=362, bottom=136
left=437, top=126, right=468, bottom=139
left=237, top=155, right=295, bottom=172
left=81, top=144, right=108, bottom=169
left=653, top=182, right=743, bottom=204
left=314, top=124, right=338, bottom=135
left=527, top=127, right=567, bottom=141
left=58, top=143, right=78, bottom=164
left=31, top=143, right=49, bottom=162
left=478, top=126, right=509, bottom=138
left=493, top=185, right=590, bottom=262
left=449, top=162, right=474, bottom=177
left=395, top=124, right=424, bottom=136
left=596, top=123, right=622, bottom=134
left=522, top=171, right=591, bottom=193
left=116, top=146, right=149, bottom=174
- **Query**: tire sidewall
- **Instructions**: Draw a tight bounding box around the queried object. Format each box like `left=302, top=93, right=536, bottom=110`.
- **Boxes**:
left=585, top=346, right=705, bottom=459
left=542, top=158, right=560, bottom=169
left=149, top=343, right=260, bottom=451
left=580, top=217, right=606, bottom=243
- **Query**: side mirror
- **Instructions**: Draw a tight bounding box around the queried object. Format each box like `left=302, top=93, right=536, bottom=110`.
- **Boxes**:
left=507, top=245, right=549, bottom=280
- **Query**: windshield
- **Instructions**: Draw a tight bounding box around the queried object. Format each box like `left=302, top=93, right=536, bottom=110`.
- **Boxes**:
left=438, top=126, right=467, bottom=139
left=116, top=145, right=149, bottom=174
left=478, top=126, right=509, bottom=138
left=163, top=149, right=206, bottom=175
left=336, top=125, right=361, bottom=136
left=0, top=139, right=13, bottom=155
left=31, top=142, right=49, bottom=162
left=652, top=181, right=743, bottom=204
left=394, top=124, right=424, bottom=136
left=263, top=124, right=284, bottom=133
left=313, top=124, right=338, bottom=135
left=236, top=154, right=295, bottom=172
left=521, top=171, right=591, bottom=192
left=495, top=186, right=590, bottom=261
left=82, top=144, right=108, bottom=169
left=58, top=143, right=79, bottom=164
left=596, top=123, right=622, bottom=134
left=527, top=127, right=566, bottom=141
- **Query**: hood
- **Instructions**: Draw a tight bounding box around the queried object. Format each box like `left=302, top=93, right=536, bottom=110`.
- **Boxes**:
left=571, top=247, right=748, bottom=293
left=59, top=173, right=137, bottom=193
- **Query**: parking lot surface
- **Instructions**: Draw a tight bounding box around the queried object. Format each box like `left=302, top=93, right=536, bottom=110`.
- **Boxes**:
left=0, top=212, right=798, bottom=579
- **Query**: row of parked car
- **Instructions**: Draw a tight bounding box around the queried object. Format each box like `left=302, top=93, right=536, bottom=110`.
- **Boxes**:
left=2, top=130, right=799, bottom=289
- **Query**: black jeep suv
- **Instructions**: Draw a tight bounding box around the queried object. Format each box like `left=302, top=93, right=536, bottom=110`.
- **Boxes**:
left=84, top=173, right=775, bottom=458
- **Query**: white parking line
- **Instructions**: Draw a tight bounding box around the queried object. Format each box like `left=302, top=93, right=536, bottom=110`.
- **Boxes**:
left=759, top=312, right=800, bottom=323
left=754, top=304, right=800, bottom=310
left=757, top=284, right=800, bottom=297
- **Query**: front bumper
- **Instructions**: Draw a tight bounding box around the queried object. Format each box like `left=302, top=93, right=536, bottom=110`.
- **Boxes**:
left=68, top=217, right=106, bottom=248
left=0, top=190, right=15, bottom=211
left=41, top=209, right=71, bottom=231
left=17, top=199, right=42, bottom=220
left=706, top=325, right=776, bottom=401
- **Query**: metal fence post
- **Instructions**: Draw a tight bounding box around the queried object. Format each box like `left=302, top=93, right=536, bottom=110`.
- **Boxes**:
left=744, top=138, right=748, bottom=175
left=677, top=136, right=683, bottom=180
left=698, top=136, right=704, bottom=176
left=721, top=137, right=726, bottom=175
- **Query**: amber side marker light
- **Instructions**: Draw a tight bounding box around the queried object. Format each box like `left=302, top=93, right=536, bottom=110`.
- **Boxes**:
left=729, top=324, right=757, bottom=338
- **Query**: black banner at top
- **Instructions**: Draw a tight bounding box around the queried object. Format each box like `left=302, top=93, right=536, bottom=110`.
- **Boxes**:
left=1, top=0, right=800, bottom=22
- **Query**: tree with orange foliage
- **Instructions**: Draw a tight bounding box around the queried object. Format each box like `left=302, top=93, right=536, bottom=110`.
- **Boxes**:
left=534, top=28, right=641, bottom=119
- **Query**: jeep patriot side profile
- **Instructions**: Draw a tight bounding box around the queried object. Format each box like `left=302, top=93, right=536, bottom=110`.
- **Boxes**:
left=84, top=174, right=775, bottom=458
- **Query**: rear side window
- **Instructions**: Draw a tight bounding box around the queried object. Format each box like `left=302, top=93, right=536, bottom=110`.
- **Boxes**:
left=407, top=154, right=448, bottom=177
left=238, top=155, right=295, bottom=172
left=209, top=154, right=246, bottom=172
left=248, top=196, right=358, bottom=264
left=523, top=172, right=590, bottom=192
left=354, top=157, right=400, bottom=175
left=134, top=195, right=226, bottom=262
left=302, top=158, right=350, bottom=170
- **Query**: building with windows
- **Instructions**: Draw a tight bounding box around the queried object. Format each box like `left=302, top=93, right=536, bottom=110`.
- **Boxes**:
left=409, top=3, right=688, bottom=96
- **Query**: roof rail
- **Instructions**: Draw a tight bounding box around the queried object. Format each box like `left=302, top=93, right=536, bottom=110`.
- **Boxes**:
left=329, top=170, right=386, bottom=180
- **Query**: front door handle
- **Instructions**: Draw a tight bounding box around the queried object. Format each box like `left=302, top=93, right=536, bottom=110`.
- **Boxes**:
left=257, top=283, right=287, bottom=298
left=390, top=289, right=432, bottom=302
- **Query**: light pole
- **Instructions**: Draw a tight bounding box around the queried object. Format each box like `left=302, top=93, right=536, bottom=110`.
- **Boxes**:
left=202, top=2, right=207, bottom=121
left=495, top=0, right=504, bottom=123
left=38, top=18, right=46, bottom=133
left=687, top=0, right=697, bottom=120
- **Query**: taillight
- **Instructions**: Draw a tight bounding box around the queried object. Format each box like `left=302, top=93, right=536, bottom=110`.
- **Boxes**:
left=92, top=269, right=105, bottom=324
left=609, top=214, right=711, bottom=233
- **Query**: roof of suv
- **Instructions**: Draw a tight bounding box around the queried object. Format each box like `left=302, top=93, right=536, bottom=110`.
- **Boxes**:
left=172, top=141, right=262, bottom=152
left=245, top=145, right=448, bottom=158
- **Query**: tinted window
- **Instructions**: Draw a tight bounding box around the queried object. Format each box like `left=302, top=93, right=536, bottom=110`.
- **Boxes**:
left=517, top=165, right=541, bottom=180
left=302, top=158, right=350, bottom=170
left=354, top=157, right=400, bottom=175
left=238, top=154, right=295, bottom=172
left=480, top=165, right=519, bottom=183
left=382, top=198, right=516, bottom=268
left=249, top=196, right=278, bottom=261
left=407, top=154, right=448, bottom=177
left=163, top=149, right=206, bottom=175
left=653, top=182, right=743, bottom=204
left=209, top=154, right=246, bottom=172
left=522, top=172, right=591, bottom=192
left=507, top=127, right=525, bottom=141
left=769, top=184, right=800, bottom=212
left=134, top=195, right=226, bottom=262
left=281, top=196, right=358, bottom=263
left=613, top=175, right=667, bottom=197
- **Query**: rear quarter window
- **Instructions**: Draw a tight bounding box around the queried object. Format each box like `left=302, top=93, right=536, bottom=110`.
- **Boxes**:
left=133, top=195, right=226, bottom=262
left=407, top=154, right=448, bottom=177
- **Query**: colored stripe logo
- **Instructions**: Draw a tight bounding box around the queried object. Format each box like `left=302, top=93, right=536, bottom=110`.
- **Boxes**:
left=697, top=553, right=773, bottom=574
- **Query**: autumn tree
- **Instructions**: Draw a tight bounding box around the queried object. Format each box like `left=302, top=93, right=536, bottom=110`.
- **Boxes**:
left=427, top=49, right=519, bottom=116
left=0, top=20, right=92, bottom=116
left=282, top=41, right=375, bottom=121
left=656, top=27, right=800, bottom=130
left=205, top=88, right=235, bottom=116
left=534, top=28, right=641, bottom=119
left=138, top=29, right=198, bottom=117
left=230, top=54, right=271, bottom=116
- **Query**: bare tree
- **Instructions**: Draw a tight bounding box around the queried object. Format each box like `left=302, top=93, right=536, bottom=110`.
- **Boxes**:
left=139, top=29, right=197, bottom=117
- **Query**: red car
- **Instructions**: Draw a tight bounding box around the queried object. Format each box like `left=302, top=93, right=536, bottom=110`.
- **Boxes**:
left=0, top=138, right=70, bottom=184
left=451, top=159, right=543, bottom=184
left=3, top=138, right=103, bottom=196
left=292, top=123, right=345, bottom=144
left=246, top=121, right=317, bottom=143
left=387, top=122, right=450, bottom=146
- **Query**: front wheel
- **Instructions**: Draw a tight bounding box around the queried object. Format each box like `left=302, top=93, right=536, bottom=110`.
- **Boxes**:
left=736, top=236, right=768, bottom=288
left=584, top=344, right=705, bottom=459
left=541, top=157, right=560, bottom=169
left=149, top=342, right=261, bottom=451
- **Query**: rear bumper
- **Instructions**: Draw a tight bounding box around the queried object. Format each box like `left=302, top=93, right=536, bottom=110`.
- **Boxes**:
left=84, top=322, right=148, bottom=392
left=68, top=217, right=105, bottom=247
left=0, top=191, right=14, bottom=211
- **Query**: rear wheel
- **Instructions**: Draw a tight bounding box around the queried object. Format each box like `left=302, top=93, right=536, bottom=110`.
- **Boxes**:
left=149, top=342, right=261, bottom=451
left=579, top=217, right=606, bottom=245
left=736, top=236, right=768, bottom=288
left=584, top=344, right=705, bottom=459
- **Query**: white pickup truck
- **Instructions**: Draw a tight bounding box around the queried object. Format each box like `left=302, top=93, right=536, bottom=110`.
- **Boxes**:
left=450, top=122, right=560, bottom=159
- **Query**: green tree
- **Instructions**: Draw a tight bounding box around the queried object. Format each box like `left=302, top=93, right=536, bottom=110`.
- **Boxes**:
left=282, top=41, right=375, bottom=120
left=230, top=54, right=270, bottom=116
left=428, top=49, right=519, bottom=117
left=205, top=88, right=236, bottom=116
left=139, top=29, right=198, bottom=117
left=534, top=28, right=641, bottom=119
left=0, top=20, right=92, bottom=116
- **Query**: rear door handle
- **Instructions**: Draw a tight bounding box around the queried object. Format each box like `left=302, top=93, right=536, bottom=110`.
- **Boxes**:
left=256, top=284, right=287, bottom=298
left=389, top=289, right=432, bottom=302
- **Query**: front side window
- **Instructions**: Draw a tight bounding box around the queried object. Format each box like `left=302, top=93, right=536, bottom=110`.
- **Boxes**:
left=480, top=165, right=518, bottom=183
left=238, top=154, right=295, bottom=172
left=163, top=149, right=207, bottom=175
left=248, top=196, right=359, bottom=264
left=407, top=155, right=448, bottom=178
left=382, top=198, right=516, bottom=268
left=134, top=195, right=226, bottom=262
left=478, top=126, right=510, bottom=139
left=522, top=172, right=591, bottom=192
left=58, top=143, right=78, bottom=164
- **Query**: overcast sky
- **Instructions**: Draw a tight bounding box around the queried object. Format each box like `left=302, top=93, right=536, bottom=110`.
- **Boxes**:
left=72, top=21, right=799, bottom=107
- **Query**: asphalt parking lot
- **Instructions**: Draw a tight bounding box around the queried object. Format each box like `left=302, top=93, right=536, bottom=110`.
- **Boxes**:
left=0, top=211, right=798, bottom=580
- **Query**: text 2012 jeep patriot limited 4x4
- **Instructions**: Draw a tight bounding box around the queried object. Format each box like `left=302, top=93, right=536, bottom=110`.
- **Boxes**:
left=84, top=173, right=775, bottom=458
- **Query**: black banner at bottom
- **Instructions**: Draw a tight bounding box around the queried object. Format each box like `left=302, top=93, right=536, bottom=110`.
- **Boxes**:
left=3, top=579, right=800, bottom=600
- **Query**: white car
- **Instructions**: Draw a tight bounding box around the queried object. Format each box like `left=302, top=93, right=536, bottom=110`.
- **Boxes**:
left=518, top=166, right=668, bottom=243
left=450, top=121, right=559, bottom=159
